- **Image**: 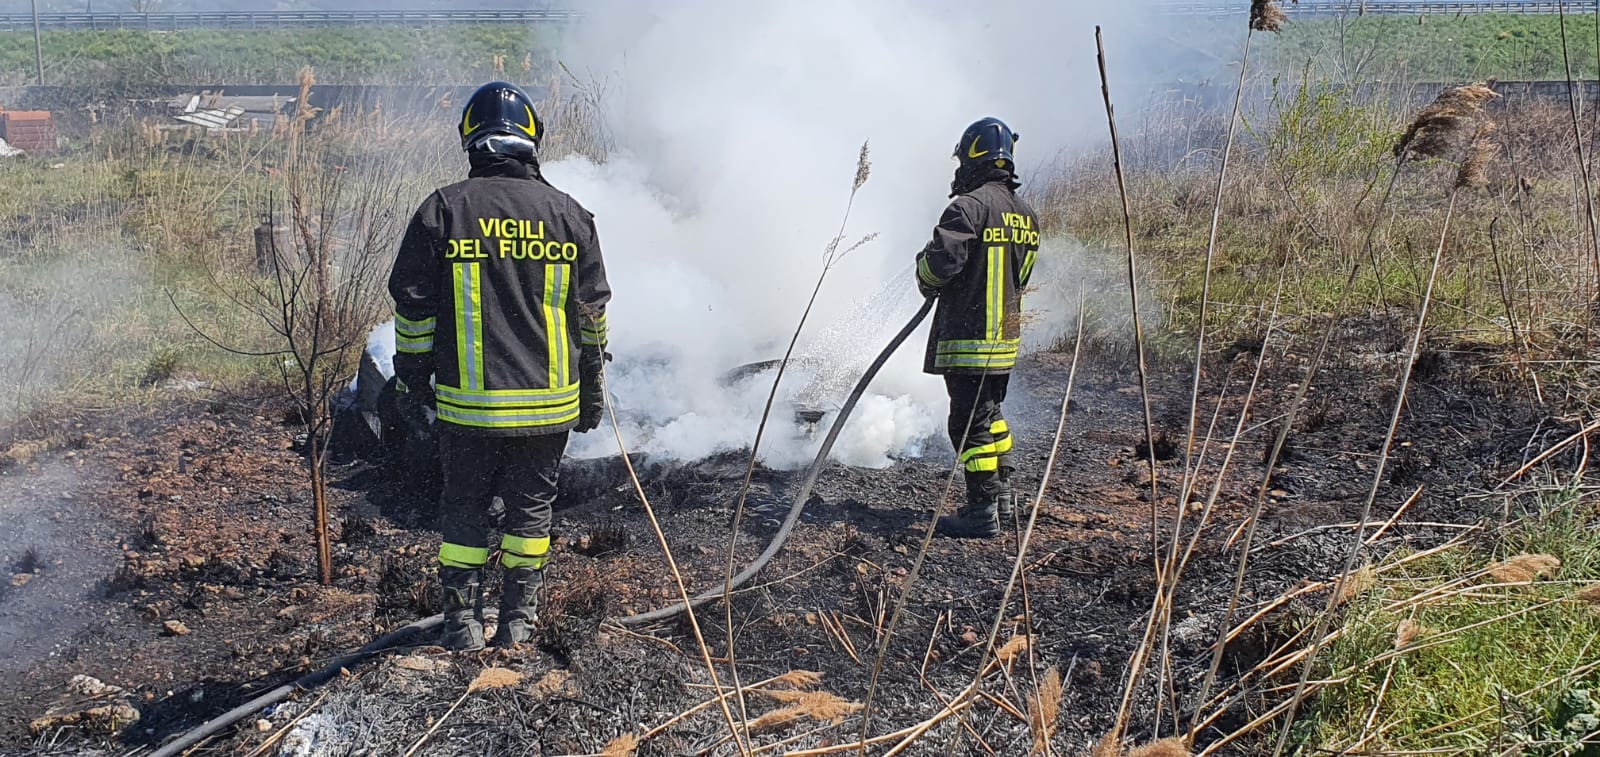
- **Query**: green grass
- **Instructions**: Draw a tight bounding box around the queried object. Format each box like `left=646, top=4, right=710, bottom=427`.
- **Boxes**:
left=0, top=25, right=562, bottom=86
left=1267, top=13, right=1600, bottom=82
left=1299, top=493, right=1600, bottom=754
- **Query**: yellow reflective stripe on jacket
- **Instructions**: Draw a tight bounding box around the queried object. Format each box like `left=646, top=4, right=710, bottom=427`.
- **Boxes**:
left=439, top=542, right=489, bottom=568
left=435, top=403, right=580, bottom=429
left=580, top=311, right=608, bottom=347
left=453, top=263, right=485, bottom=391
left=435, top=381, right=581, bottom=428
left=1020, top=249, right=1038, bottom=287
left=394, top=312, right=436, bottom=354
left=395, top=313, right=436, bottom=337
left=986, top=244, right=1005, bottom=340
left=917, top=256, right=946, bottom=287
left=544, top=264, right=571, bottom=389
left=436, top=383, right=579, bottom=408
left=500, top=534, right=550, bottom=569
left=935, top=338, right=1020, bottom=370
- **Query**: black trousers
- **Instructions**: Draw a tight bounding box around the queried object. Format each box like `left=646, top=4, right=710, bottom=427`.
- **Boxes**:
left=437, top=430, right=567, bottom=570
left=945, top=374, right=1013, bottom=499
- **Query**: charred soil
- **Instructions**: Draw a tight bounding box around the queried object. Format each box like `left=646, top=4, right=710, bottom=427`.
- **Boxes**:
left=0, top=320, right=1564, bottom=755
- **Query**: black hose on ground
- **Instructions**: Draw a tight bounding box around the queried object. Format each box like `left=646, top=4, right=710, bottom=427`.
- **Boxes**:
left=618, top=297, right=934, bottom=627
left=147, top=614, right=444, bottom=757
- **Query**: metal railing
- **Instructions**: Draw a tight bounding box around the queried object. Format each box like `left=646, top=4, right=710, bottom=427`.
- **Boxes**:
left=1159, top=0, right=1597, bottom=16
left=0, top=3, right=1596, bottom=33
left=0, top=9, right=581, bottom=33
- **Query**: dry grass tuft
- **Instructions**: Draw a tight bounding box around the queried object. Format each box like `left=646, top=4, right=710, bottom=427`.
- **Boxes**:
left=600, top=732, right=639, bottom=757
left=1249, top=0, right=1291, bottom=33
left=853, top=141, right=872, bottom=192
left=774, top=670, right=824, bottom=689
left=1456, top=123, right=1499, bottom=189
left=1395, top=83, right=1500, bottom=160
left=1089, top=732, right=1122, bottom=757
left=997, top=634, right=1031, bottom=664
left=467, top=667, right=524, bottom=694
left=1574, top=583, right=1600, bottom=605
left=1394, top=618, right=1427, bottom=648
left=529, top=669, right=569, bottom=698
left=1126, top=737, right=1193, bottom=757
left=1337, top=564, right=1378, bottom=606
left=746, top=691, right=862, bottom=732
left=1486, top=553, right=1562, bottom=583
left=1027, top=666, right=1063, bottom=754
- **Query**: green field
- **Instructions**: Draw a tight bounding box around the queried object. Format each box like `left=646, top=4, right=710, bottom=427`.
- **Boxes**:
left=0, top=25, right=562, bottom=87
left=1264, top=12, right=1600, bottom=81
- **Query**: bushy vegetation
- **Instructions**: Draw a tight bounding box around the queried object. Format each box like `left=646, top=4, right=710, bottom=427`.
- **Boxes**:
left=1304, top=493, right=1600, bottom=753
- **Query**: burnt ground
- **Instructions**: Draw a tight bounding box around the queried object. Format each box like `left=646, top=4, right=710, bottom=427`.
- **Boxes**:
left=0, top=317, right=1575, bottom=757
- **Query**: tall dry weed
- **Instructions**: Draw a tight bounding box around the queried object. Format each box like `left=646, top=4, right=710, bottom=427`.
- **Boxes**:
left=1249, top=0, right=1293, bottom=33
left=1027, top=666, right=1063, bottom=754
left=1395, top=83, right=1500, bottom=161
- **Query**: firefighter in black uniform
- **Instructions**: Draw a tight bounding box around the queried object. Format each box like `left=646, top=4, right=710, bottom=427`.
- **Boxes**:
left=915, top=117, right=1042, bottom=539
left=388, top=82, right=612, bottom=649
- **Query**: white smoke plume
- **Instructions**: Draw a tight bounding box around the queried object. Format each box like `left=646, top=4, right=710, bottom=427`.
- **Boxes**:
left=533, top=0, right=1165, bottom=468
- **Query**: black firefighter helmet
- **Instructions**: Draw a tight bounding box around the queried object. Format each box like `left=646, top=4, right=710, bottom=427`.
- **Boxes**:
left=459, top=81, right=543, bottom=152
left=954, top=116, right=1018, bottom=173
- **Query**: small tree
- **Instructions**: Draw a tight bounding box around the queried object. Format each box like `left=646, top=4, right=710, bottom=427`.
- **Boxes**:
left=175, top=76, right=417, bottom=585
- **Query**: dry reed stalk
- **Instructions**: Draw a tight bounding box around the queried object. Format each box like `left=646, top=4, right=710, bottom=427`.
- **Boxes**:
left=1273, top=191, right=1468, bottom=756
left=1157, top=9, right=1269, bottom=727
left=1557, top=3, right=1600, bottom=296
left=601, top=733, right=639, bottom=757
left=1027, top=666, right=1063, bottom=754
left=603, top=364, right=751, bottom=757
left=723, top=142, right=873, bottom=740
left=1096, top=25, right=1170, bottom=749
left=1485, top=553, right=1562, bottom=583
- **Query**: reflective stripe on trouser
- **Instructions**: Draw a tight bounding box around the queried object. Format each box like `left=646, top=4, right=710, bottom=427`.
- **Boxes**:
left=500, top=534, right=550, bottom=569
left=946, top=373, right=1011, bottom=498
left=437, top=430, right=568, bottom=571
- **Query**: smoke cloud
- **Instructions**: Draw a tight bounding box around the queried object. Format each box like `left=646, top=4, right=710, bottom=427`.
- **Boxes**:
left=534, top=0, right=1164, bottom=468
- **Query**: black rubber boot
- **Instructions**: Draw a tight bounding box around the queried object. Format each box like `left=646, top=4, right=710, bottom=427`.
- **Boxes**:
left=490, top=566, right=544, bottom=648
left=438, top=566, right=485, bottom=651
left=997, top=461, right=1016, bottom=523
left=937, top=492, right=1001, bottom=539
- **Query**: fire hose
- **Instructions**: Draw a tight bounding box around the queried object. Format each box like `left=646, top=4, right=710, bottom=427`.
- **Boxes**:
left=146, top=297, right=933, bottom=754
left=147, top=614, right=444, bottom=757
left=617, top=296, right=933, bottom=626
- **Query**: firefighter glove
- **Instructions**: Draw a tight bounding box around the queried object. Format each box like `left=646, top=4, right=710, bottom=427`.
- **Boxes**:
left=917, top=277, right=941, bottom=300
left=576, top=349, right=610, bottom=433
